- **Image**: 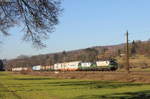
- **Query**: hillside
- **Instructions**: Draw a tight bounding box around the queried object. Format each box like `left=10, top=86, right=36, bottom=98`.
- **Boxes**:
left=6, top=40, right=150, bottom=70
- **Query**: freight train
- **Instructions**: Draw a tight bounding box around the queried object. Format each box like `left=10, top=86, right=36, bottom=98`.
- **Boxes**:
left=11, top=60, right=118, bottom=72
left=53, top=60, right=118, bottom=71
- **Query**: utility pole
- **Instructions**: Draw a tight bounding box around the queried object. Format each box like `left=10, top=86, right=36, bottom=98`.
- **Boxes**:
left=126, top=30, right=130, bottom=73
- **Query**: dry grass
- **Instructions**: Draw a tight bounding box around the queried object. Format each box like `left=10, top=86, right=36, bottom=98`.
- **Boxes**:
left=117, top=55, right=150, bottom=70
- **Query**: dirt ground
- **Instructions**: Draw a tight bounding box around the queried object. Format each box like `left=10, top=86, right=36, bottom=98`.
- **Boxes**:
left=15, top=71, right=150, bottom=83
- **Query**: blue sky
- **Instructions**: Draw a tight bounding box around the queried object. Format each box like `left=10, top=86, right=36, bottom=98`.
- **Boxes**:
left=1, top=0, right=150, bottom=59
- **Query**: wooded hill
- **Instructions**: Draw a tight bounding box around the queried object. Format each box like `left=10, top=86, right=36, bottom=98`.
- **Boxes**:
left=6, top=40, right=150, bottom=70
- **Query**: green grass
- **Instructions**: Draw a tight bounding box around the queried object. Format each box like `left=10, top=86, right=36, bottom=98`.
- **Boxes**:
left=0, top=72, right=150, bottom=99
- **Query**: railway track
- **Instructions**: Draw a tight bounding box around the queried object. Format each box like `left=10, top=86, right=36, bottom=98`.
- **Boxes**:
left=34, top=71, right=150, bottom=75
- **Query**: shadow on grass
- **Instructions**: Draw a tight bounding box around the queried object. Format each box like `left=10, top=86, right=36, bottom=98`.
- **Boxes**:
left=7, top=80, right=146, bottom=92
left=74, top=90, right=150, bottom=99
left=14, top=77, right=55, bottom=80
left=45, top=81, right=147, bottom=89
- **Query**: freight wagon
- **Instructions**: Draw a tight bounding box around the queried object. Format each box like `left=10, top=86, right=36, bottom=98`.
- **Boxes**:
left=81, top=62, right=92, bottom=67
left=12, top=67, right=28, bottom=72
left=54, top=61, right=81, bottom=71
left=32, top=65, right=42, bottom=71
left=96, top=60, right=118, bottom=71
left=41, top=66, right=54, bottom=71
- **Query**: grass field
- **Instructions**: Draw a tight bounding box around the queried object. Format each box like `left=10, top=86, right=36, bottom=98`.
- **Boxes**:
left=0, top=72, right=150, bottom=99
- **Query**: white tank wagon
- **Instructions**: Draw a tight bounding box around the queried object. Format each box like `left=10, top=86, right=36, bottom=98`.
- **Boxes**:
left=54, top=63, right=63, bottom=70
left=66, top=61, right=81, bottom=71
left=96, top=61, right=110, bottom=67
left=12, top=67, right=28, bottom=72
left=54, top=61, right=81, bottom=71
left=41, top=65, right=54, bottom=71
left=32, top=65, right=42, bottom=71
left=81, top=62, right=92, bottom=67
left=78, top=62, right=93, bottom=71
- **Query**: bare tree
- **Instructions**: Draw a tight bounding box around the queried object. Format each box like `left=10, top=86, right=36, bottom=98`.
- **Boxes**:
left=0, top=0, right=62, bottom=48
